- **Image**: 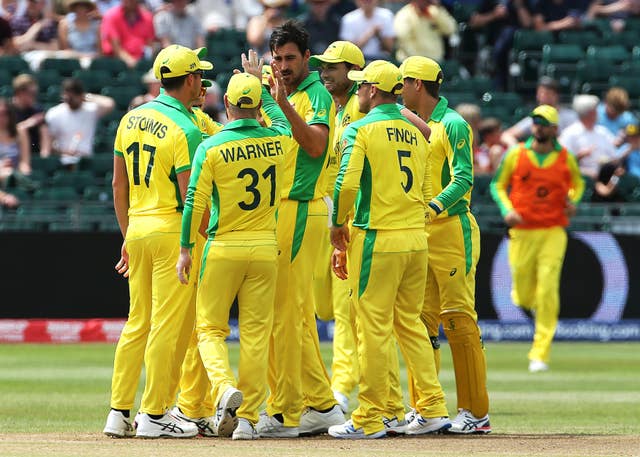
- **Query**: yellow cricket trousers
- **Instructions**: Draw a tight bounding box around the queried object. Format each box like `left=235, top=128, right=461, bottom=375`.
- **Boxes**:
left=196, top=231, right=278, bottom=425
left=508, top=226, right=567, bottom=363
left=110, top=229, right=196, bottom=415
left=349, top=228, right=448, bottom=435
left=267, top=198, right=336, bottom=426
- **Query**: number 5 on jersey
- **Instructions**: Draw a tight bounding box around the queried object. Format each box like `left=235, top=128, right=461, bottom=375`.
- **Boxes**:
left=397, top=149, right=413, bottom=193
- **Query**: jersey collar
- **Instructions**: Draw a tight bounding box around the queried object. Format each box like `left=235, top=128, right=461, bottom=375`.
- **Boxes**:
left=524, top=136, right=563, bottom=151
left=154, top=93, right=193, bottom=119
left=224, top=118, right=262, bottom=130
left=368, top=103, right=401, bottom=116
left=289, top=71, right=321, bottom=97
left=429, top=96, right=449, bottom=122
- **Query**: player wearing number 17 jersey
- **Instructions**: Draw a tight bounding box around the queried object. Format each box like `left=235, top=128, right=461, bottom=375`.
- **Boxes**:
left=104, top=45, right=211, bottom=439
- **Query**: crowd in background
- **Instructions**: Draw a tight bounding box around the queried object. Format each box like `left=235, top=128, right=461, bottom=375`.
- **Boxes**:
left=2, top=0, right=640, bottom=211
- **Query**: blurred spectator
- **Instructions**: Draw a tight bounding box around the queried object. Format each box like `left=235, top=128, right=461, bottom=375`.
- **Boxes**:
left=618, top=123, right=640, bottom=179
left=587, top=0, right=640, bottom=32
left=478, top=116, right=507, bottom=173
left=0, top=15, right=17, bottom=54
left=469, top=0, right=533, bottom=91
left=0, top=188, right=19, bottom=207
left=393, top=0, right=457, bottom=62
left=44, top=77, right=115, bottom=168
left=191, top=0, right=262, bottom=32
left=11, top=0, right=59, bottom=52
left=0, top=97, right=30, bottom=187
left=128, top=68, right=160, bottom=110
left=10, top=74, right=51, bottom=157
left=154, top=0, right=204, bottom=49
left=592, top=160, right=627, bottom=202
left=201, top=79, right=223, bottom=124
left=597, top=86, right=638, bottom=147
left=299, top=0, right=343, bottom=56
left=58, top=0, right=101, bottom=59
left=1, top=0, right=20, bottom=19
left=246, top=0, right=291, bottom=60
left=501, top=76, right=578, bottom=147
left=559, top=94, right=618, bottom=179
left=95, top=0, right=120, bottom=16
left=100, top=0, right=155, bottom=68
left=532, top=0, right=587, bottom=32
left=340, top=0, right=395, bottom=60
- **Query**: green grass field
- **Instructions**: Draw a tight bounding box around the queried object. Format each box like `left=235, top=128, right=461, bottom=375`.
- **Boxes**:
left=1, top=342, right=639, bottom=456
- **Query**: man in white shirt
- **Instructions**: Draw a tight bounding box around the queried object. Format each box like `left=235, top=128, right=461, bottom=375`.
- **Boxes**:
left=559, top=94, right=618, bottom=180
left=45, top=77, right=115, bottom=168
left=339, top=0, right=395, bottom=60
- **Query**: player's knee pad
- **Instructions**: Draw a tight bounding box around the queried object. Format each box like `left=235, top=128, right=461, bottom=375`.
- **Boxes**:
left=442, top=312, right=489, bottom=418
left=430, top=335, right=441, bottom=374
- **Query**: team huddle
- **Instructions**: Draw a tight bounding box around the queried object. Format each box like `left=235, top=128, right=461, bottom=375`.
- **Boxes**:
left=103, top=18, right=584, bottom=441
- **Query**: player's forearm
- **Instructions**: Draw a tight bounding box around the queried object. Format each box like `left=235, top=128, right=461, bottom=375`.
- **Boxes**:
left=434, top=169, right=472, bottom=210
left=278, top=100, right=327, bottom=157
left=261, top=87, right=290, bottom=136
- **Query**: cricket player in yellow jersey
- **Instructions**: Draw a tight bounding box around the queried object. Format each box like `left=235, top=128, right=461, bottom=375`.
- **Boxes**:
left=308, top=40, right=365, bottom=414
left=170, top=78, right=225, bottom=436
left=258, top=21, right=345, bottom=437
left=177, top=55, right=294, bottom=439
left=104, top=44, right=211, bottom=439
left=400, top=56, right=490, bottom=434
left=490, top=105, right=584, bottom=373
left=328, top=60, right=450, bottom=439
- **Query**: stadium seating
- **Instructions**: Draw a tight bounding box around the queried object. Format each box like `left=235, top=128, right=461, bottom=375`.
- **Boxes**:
left=89, top=57, right=129, bottom=77
left=0, top=55, right=30, bottom=76
left=40, top=58, right=82, bottom=77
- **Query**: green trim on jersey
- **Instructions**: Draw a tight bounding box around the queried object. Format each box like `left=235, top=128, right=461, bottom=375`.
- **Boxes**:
left=199, top=183, right=219, bottom=280
left=114, top=149, right=123, bottom=157
left=354, top=157, right=372, bottom=228
left=291, top=200, right=309, bottom=262
left=358, top=229, right=377, bottom=298
left=152, top=94, right=202, bottom=161
left=459, top=212, right=473, bottom=274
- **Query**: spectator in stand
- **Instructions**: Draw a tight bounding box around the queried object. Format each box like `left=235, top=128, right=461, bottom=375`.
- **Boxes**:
left=44, top=77, right=115, bottom=168
left=200, top=79, right=223, bottom=124
left=592, top=159, right=627, bottom=202
left=587, top=0, right=640, bottom=32
left=100, top=0, right=155, bottom=68
left=58, top=0, right=101, bottom=60
left=559, top=94, right=618, bottom=180
left=597, top=86, right=638, bottom=147
left=340, top=0, right=395, bottom=60
left=0, top=15, right=17, bottom=54
left=0, top=97, right=30, bottom=187
left=468, top=0, right=533, bottom=91
left=95, top=0, right=120, bottom=16
left=532, top=0, right=587, bottom=32
left=154, top=0, right=204, bottom=49
left=299, top=0, right=343, bottom=56
left=1, top=0, right=20, bottom=19
left=393, top=0, right=457, bottom=62
left=478, top=117, right=507, bottom=173
left=0, top=188, right=19, bottom=207
left=129, top=68, right=161, bottom=110
left=11, top=0, right=59, bottom=52
left=191, top=0, right=262, bottom=33
left=456, top=102, right=482, bottom=154
left=618, top=123, right=640, bottom=179
left=10, top=74, right=51, bottom=158
left=501, top=76, right=578, bottom=147
left=247, top=0, right=291, bottom=61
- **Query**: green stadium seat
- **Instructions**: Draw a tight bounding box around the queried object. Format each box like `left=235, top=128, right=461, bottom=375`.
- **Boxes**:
left=40, top=58, right=82, bottom=77
left=31, top=156, right=64, bottom=177
left=558, top=30, right=605, bottom=49
left=574, top=61, right=612, bottom=96
left=134, top=58, right=153, bottom=73
left=35, top=70, right=63, bottom=95
left=90, top=57, right=129, bottom=77
left=49, top=221, right=96, bottom=231
left=440, top=60, right=463, bottom=80
left=101, top=86, right=143, bottom=111
left=80, top=156, right=113, bottom=178
left=82, top=185, right=113, bottom=202
left=0, top=56, right=30, bottom=76
left=585, top=45, right=630, bottom=68
left=0, top=69, right=12, bottom=87
left=73, top=69, right=114, bottom=94
left=99, top=218, right=121, bottom=232
left=512, top=30, right=554, bottom=54
left=480, top=91, right=522, bottom=112
left=34, top=186, right=79, bottom=201
left=604, top=30, right=640, bottom=50
left=451, top=1, right=477, bottom=22
left=50, top=170, right=96, bottom=193
left=0, top=219, right=45, bottom=231
left=608, top=75, right=640, bottom=100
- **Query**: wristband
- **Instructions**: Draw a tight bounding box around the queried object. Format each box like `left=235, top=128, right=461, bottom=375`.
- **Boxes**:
left=428, top=201, right=443, bottom=215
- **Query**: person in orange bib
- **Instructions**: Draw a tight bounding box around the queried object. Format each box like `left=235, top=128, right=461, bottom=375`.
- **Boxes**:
left=490, top=105, right=584, bottom=373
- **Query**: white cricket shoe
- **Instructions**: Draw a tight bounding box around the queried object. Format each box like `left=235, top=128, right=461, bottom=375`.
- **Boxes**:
left=406, top=414, right=451, bottom=435
left=529, top=360, right=549, bottom=373
left=232, top=417, right=259, bottom=440
left=382, top=416, right=407, bottom=435
left=256, top=412, right=299, bottom=438
left=135, top=412, right=198, bottom=438
left=299, top=404, right=345, bottom=435
left=214, top=387, right=243, bottom=437
left=448, top=409, right=492, bottom=434
left=103, top=410, right=136, bottom=438
left=328, top=420, right=386, bottom=439
left=170, top=406, right=216, bottom=437
left=333, top=390, right=349, bottom=414
left=404, top=408, right=416, bottom=425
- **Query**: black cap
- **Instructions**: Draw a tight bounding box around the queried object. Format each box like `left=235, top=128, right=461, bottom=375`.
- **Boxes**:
left=538, top=76, right=559, bottom=92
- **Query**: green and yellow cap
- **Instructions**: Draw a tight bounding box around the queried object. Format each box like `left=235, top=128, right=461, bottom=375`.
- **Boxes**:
left=309, top=41, right=365, bottom=68
left=153, top=45, right=213, bottom=80
left=226, top=73, right=262, bottom=108
left=399, top=56, right=443, bottom=85
left=347, top=60, right=403, bottom=95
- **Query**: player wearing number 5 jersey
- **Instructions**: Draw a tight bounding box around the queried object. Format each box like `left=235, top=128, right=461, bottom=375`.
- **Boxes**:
left=178, top=69, right=294, bottom=439
left=400, top=56, right=490, bottom=434
left=328, top=60, right=449, bottom=439
left=104, top=45, right=211, bottom=439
